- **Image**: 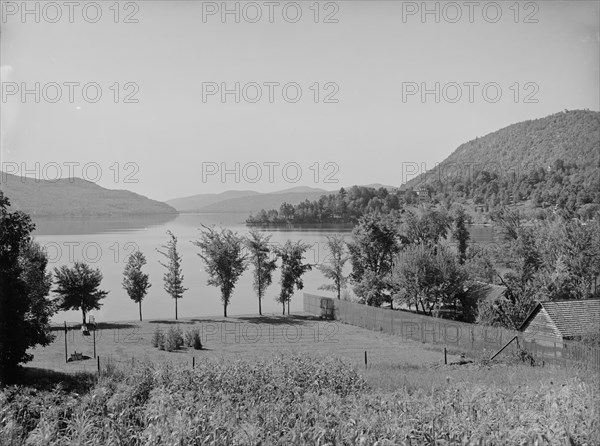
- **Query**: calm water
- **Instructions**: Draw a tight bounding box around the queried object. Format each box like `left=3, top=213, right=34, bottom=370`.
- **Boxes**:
left=32, top=214, right=495, bottom=323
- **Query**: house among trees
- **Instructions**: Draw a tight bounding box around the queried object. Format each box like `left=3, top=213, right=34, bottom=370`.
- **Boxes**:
left=414, top=184, right=429, bottom=202
left=520, top=299, right=600, bottom=346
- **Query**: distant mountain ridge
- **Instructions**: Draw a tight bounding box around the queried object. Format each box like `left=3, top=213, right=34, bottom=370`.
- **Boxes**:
left=0, top=173, right=177, bottom=217
left=167, top=187, right=332, bottom=213
left=166, top=190, right=261, bottom=213
left=167, top=185, right=401, bottom=214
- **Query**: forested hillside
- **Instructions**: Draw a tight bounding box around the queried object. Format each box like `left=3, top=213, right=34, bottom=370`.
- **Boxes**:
left=0, top=173, right=177, bottom=217
left=403, top=109, right=600, bottom=218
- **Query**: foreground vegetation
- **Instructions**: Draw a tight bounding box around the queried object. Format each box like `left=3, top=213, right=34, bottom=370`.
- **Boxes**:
left=1, top=354, right=598, bottom=445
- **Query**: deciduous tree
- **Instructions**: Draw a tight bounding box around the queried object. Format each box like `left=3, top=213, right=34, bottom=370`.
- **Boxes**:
left=0, top=192, right=56, bottom=382
left=157, top=230, right=187, bottom=320
left=54, top=261, right=108, bottom=325
left=347, top=213, right=404, bottom=306
left=122, top=250, right=151, bottom=321
left=317, top=235, right=349, bottom=299
left=245, top=230, right=277, bottom=315
left=275, top=240, right=312, bottom=315
left=194, top=226, right=247, bottom=317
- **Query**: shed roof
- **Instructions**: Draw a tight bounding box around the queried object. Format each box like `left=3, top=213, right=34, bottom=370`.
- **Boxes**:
left=469, top=282, right=507, bottom=303
left=520, top=299, right=600, bottom=338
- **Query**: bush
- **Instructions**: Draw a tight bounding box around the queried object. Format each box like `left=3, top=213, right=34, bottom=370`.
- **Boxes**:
left=151, top=327, right=164, bottom=349
left=192, top=329, right=202, bottom=350
left=184, top=329, right=193, bottom=347
left=576, top=330, right=600, bottom=348
left=184, top=328, right=202, bottom=350
left=165, top=326, right=184, bottom=352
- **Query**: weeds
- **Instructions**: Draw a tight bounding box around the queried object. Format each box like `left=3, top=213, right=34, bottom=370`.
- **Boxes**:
left=1, top=354, right=598, bottom=445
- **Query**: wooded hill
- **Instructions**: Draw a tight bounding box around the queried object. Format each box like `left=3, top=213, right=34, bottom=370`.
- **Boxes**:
left=402, top=109, right=600, bottom=218
left=0, top=173, right=177, bottom=217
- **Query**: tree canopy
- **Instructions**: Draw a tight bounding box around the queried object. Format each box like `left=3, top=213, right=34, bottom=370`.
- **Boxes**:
left=54, top=261, right=109, bottom=325
left=194, top=226, right=248, bottom=318
left=0, top=191, right=56, bottom=382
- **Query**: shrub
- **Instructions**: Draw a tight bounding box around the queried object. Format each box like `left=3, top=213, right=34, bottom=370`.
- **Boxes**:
left=184, top=330, right=193, bottom=347
left=151, top=327, right=164, bottom=349
left=165, top=326, right=183, bottom=352
left=184, top=328, right=202, bottom=350
left=576, top=330, right=600, bottom=348
left=192, top=330, right=202, bottom=350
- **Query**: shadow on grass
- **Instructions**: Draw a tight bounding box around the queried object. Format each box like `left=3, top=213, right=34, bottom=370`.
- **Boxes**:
left=13, top=367, right=97, bottom=392
left=51, top=322, right=140, bottom=331
left=190, top=318, right=236, bottom=324
left=236, top=315, right=322, bottom=325
left=148, top=320, right=196, bottom=325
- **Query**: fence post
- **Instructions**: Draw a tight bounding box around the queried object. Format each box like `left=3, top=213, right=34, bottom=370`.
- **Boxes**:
left=192, top=357, right=195, bottom=369
left=444, top=347, right=447, bottom=365
left=470, top=326, right=474, bottom=350
left=64, top=321, right=68, bottom=363
left=364, top=351, right=368, bottom=369
left=97, top=355, right=100, bottom=374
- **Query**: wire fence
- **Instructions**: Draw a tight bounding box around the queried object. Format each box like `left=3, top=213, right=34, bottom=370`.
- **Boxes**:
left=304, top=293, right=600, bottom=371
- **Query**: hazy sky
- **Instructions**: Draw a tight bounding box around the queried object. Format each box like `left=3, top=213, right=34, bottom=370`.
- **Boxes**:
left=1, top=0, right=598, bottom=201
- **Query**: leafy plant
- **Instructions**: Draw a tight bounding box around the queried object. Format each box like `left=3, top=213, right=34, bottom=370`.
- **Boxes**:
left=151, top=326, right=164, bottom=349
left=165, top=326, right=184, bottom=352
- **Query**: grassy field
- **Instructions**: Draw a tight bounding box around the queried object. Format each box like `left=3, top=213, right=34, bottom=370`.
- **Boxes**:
left=29, top=313, right=463, bottom=374
left=2, top=314, right=599, bottom=445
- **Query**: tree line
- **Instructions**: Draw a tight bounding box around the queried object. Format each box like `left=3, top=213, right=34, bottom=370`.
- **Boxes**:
left=247, top=154, right=600, bottom=227
left=246, top=186, right=418, bottom=225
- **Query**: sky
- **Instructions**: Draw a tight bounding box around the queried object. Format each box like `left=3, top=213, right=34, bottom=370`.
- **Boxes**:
left=1, top=0, right=599, bottom=201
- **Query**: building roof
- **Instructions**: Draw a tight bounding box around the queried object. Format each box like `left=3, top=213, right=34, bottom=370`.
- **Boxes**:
left=519, top=299, right=600, bottom=338
left=469, top=282, right=507, bottom=303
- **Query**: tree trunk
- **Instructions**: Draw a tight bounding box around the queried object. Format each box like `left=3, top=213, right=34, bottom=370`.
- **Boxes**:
left=258, top=293, right=262, bottom=316
left=287, top=298, right=290, bottom=316
left=282, top=300, right=285, bottom=315
left=337, top=283, right=340, bottom=299
left=175, top=298, right=178, bottom=320
left=82, top=309, right=86, bottom=325
left=224, top=303, right=228, bottom=318
left=139, top=301, right=142, bottom=321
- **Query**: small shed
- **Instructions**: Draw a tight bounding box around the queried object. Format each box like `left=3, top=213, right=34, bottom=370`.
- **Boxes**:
left=520, top=299, right=600, bottom=346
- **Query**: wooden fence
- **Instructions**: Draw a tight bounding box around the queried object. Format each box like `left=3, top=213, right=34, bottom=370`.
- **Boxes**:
left=304, top=293, right=600, bottom=370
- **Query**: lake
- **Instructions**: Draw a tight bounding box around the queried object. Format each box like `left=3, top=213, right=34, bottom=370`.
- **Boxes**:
left=32, top=214, right=496, bottom=323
